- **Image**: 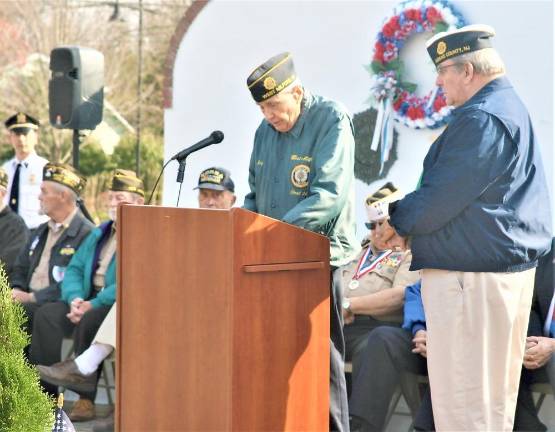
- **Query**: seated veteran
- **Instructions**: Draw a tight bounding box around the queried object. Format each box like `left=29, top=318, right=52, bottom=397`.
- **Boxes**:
left=195, top=166, right=236, bottom=209
left=36, top=166, right=236, bottom=430
left=0, top=166, right=29, bottom=281
left=10, top=162, right=93, bottom=332
left=505, top=236, right=555, bottom=432
left=339, top=182, right=420, bottom=373
left=523, top=236, right=555, bottom=393
left=28, top=169, right=144, bottom=423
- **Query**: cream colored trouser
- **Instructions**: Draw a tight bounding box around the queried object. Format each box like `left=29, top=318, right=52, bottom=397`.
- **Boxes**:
left=421, top=268, right=535, bottom=432
left=94, top=303, right=116, bottom=349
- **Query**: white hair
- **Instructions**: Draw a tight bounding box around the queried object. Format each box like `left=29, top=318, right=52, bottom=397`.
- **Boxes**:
left=50, top=181, right=78, bottom=204
left=454, top=48, right=505, bottom=76
left=282, top=77, right=303, bottom=94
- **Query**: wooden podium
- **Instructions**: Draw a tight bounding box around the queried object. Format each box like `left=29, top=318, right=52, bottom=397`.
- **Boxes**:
left=116, top=206, right=330, bottom=431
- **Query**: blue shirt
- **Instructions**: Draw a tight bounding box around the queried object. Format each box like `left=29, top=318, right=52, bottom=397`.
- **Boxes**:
left=244, top=90, right=360, bottom=267
left=402, top=281, right=426, bottom=336
left=390, top=77, right=552, bottom=272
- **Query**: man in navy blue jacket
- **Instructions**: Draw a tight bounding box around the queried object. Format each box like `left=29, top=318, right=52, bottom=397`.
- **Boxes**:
left=381, top=24, right=552, bottom=431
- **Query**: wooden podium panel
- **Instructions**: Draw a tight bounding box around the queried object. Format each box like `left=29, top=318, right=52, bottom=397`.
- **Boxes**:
left=116, top=207, right=329, bottom=431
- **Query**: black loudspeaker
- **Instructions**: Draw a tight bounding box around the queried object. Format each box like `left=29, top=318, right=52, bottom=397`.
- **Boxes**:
left=49, top=46, right=104, bottom=130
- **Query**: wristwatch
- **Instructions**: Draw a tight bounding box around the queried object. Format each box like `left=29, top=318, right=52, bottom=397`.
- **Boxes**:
left=342, top=298, right=351, bottom=313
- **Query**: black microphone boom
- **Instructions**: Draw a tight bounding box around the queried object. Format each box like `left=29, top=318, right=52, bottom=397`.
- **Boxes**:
left=171, top=130, right=224, bottom=161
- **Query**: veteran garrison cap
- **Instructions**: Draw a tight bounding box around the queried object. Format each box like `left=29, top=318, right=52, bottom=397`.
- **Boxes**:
left=247, top=52, right=297, bottom=102
left=365, top=182, right=401, bottom=224
left=194, top=167, right=235, bottom=193
left=426, top=24, right=495, bottom=66
left=43, top=163, right=86, bottom=195
left=0, top=167, right=8, bottom=190
left=110, top=169, right=144, bottom=197
left=5, top=112, right=40, bottom=131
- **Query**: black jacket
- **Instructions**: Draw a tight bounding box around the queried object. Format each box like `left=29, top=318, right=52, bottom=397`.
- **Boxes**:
left=0, top=206, right=29, bottom=281
left=528, top=237, right=554, bottom=336
left=11, top=210, right=94, bottom=304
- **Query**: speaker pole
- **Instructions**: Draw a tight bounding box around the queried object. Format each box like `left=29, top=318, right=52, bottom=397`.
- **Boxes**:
left=72, top=129, right=94, bottom=224
left=72, top=129, right=81, bottom=170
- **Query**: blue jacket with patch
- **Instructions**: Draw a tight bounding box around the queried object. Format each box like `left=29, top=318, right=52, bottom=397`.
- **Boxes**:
left=390, top=77, right=552, bottom=272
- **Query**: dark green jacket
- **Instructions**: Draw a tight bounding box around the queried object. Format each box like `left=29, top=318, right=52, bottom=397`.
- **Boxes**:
left=244, top=90, right=359, bottom=266
left=0, top=206, right=29, bottom=281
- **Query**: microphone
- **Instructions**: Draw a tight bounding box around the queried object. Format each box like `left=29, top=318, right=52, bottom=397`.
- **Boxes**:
left=171, top=131, right=224, bottom=161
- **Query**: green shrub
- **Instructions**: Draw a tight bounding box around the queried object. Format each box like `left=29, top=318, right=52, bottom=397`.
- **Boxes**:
left=0, top=266, right=54, bottom=431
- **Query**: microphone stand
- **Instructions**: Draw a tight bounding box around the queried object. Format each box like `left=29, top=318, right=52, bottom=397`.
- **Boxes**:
left=176, top=158, right=186, bottom=184
left=146, top=133, right=223, bottom=205
left=175, top=157, right=187, bottom=207
left=145, top=156, right=188, bottom=206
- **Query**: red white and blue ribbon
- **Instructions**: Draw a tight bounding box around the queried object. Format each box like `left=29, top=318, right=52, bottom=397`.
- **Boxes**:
left=349, top=248, right=393, bottom=289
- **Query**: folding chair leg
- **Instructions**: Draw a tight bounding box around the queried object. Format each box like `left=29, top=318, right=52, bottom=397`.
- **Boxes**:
left=383, top=387, right=403, bottom=430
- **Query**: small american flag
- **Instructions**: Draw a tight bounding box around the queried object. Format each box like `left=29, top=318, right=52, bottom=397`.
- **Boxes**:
left=51, top=394, right=76, bottom=432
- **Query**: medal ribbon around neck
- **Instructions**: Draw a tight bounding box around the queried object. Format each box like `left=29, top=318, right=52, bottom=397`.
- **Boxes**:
left=349, top=248, right=393, bottom=290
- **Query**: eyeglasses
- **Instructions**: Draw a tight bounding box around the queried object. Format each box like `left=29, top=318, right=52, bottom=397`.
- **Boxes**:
left=436, top=63, right=461, bottom=75
left=365, top=219, right=388, bottom=230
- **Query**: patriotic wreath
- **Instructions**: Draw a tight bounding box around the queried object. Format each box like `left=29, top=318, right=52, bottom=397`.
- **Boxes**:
left=369, top=0, right=466, bottom=130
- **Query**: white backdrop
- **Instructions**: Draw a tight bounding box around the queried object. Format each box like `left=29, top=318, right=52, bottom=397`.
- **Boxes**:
left=164, top=0, right=554, bottom=237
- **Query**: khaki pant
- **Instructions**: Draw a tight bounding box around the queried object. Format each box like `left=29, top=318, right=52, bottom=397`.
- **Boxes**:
left=421, top=268, right=535, bottom=432
left=94, top=303, right=116, bottom=349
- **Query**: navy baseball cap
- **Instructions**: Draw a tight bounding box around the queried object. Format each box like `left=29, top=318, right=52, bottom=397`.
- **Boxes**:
left=194, top=167, right=235, bottom=192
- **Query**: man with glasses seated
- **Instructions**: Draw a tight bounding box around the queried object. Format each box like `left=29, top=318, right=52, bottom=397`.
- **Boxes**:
left=339, top=182, right=419, bottom=377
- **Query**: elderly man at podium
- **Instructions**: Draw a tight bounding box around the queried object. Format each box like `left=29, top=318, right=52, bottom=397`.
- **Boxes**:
left=244, top=52, right=359, bottom=431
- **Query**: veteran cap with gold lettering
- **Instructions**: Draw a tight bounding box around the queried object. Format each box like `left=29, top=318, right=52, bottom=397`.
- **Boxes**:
left=110, top=169, right=144, bottom=197
left=426, top=24, right=495, bottom=66
left=43, top=163, right=86, bottom=195
left=365, top=182, right=401, bottom=224
left=194, top=167, right=235, bottom=193
left=247, top=52, right=297, bottom=102
left=5, top=112, right=40, bottom=132
left=0, top=167, right=8, bottom=190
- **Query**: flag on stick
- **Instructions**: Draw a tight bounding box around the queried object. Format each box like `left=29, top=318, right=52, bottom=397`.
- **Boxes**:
left=51, top=394, right=76, bottom=432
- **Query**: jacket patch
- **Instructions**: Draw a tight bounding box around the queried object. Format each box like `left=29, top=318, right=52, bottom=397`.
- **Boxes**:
left=290, top=164, right=310, bottom=188
left=29, top=236, right=40, bottom=256
left=52, top=266, right=66, bottom=282
left=59, top=247, right=75, bottom=256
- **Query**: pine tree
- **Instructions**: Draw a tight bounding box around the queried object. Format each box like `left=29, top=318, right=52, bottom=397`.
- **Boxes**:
left=0, top=266, right=54, bottom=431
